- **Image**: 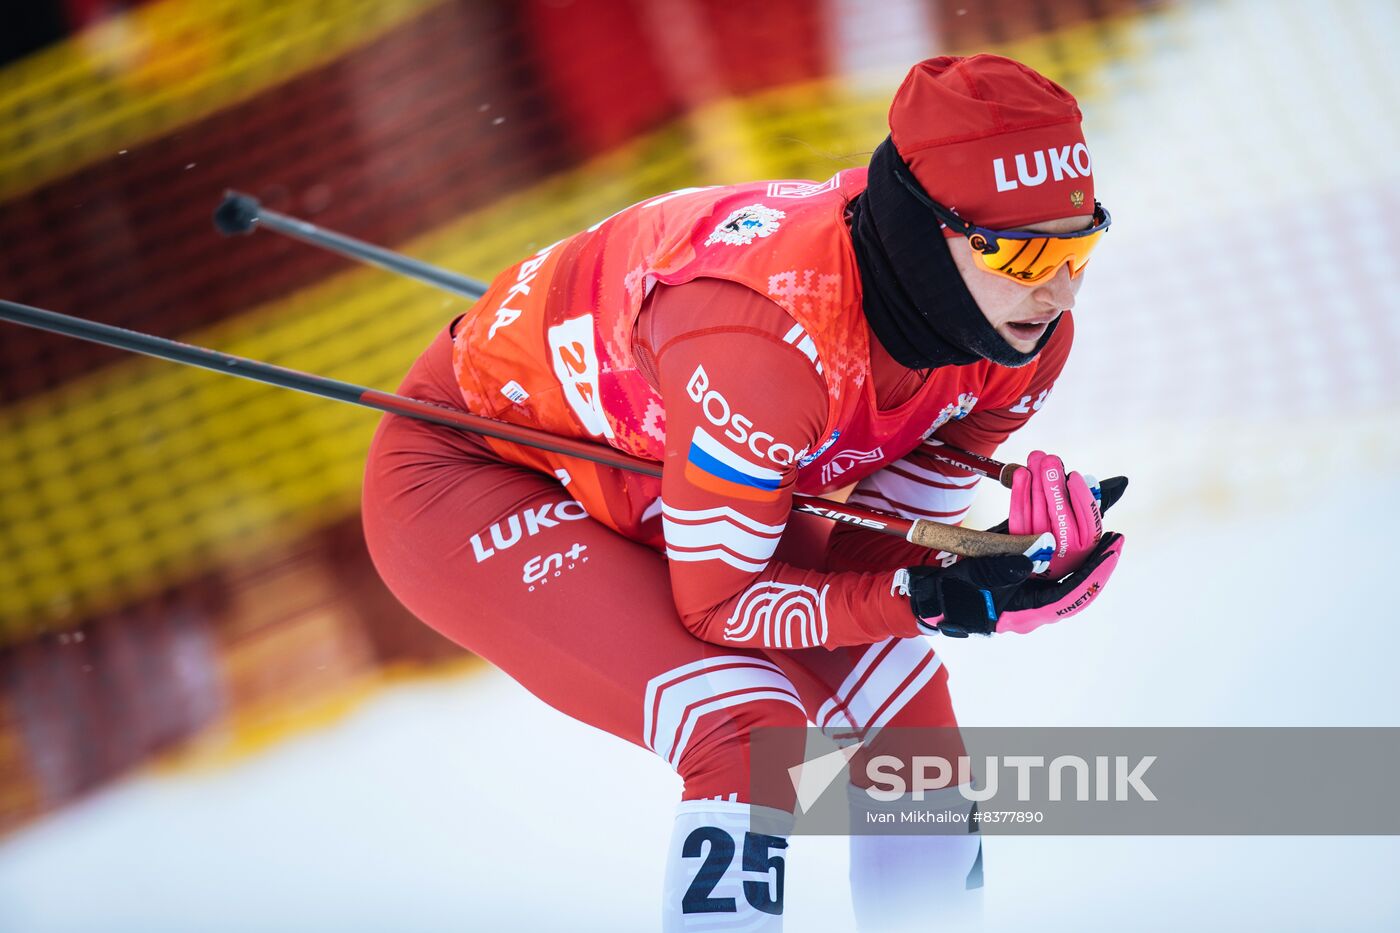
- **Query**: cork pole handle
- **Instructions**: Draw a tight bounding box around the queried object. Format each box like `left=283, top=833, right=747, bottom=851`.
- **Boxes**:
left=906, top=520, right=1045, bottom=557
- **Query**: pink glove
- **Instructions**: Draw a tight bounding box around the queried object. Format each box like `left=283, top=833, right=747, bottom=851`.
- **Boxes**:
left=901, top=533, right=1126, bottom=637
left=1009, top=450, right=1103, bottom=577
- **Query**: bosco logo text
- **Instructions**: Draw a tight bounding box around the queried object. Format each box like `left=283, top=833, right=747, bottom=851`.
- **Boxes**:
left=686, top=364, right=805, bottom=466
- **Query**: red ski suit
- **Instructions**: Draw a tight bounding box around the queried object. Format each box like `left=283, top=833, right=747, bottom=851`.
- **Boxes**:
left=362, top=171, right=1069, bottom=806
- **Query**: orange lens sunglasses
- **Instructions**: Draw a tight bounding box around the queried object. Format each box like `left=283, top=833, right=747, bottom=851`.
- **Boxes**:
left=892, top=163, right=1111, bottom=285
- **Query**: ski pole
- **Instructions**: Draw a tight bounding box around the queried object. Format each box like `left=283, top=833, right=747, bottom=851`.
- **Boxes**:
left=214, top=191, right=488, bottom=300
left=921, top=442, right=1020, bottom=488
left=0, top=300, right=1045, bottom=558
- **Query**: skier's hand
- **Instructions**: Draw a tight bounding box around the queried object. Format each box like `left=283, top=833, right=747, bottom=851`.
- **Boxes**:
left=899, top=532, right=1125, bottom=637
left=1010, top=451, right=1102, bottom=577
left=986, top=452, right=1128, bottom=577
left=986, top=474, right=1128, bottom=536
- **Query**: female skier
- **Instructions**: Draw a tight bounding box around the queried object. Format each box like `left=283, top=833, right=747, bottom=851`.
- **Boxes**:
left=362, top=54, right=1125, bottom=931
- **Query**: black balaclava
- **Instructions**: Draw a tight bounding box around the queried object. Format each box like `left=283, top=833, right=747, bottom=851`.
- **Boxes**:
left=848, top=137, right=1060, bottom=370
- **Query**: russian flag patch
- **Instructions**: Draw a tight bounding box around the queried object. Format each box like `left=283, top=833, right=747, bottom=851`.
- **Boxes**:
left=685, top=427, right=784, bottom=502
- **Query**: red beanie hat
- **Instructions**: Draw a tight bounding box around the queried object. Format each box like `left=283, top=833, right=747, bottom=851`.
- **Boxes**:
left=888, top=54, right=1094, bottom=230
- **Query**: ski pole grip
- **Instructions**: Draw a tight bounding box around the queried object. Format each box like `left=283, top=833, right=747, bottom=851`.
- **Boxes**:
left=906, top=521, right=1043, bottom=557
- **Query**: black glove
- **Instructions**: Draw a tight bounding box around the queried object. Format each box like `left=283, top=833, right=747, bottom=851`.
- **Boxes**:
left=1095, top=475, right=1130, bottom=513
left=904, top=532, right=1126, bottom=637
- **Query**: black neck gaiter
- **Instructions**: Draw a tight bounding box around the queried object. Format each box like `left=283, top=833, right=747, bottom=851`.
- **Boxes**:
left=849, top=137, right=1058, bottom=370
